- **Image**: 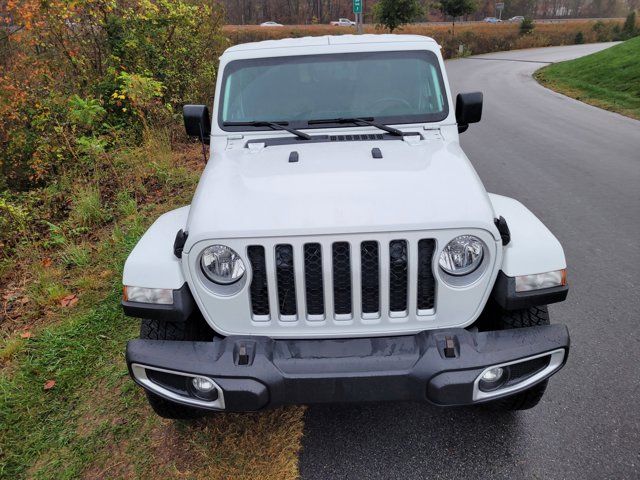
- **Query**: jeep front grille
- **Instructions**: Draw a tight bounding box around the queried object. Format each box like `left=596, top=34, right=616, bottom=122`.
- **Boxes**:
left=247, top=238, right=436, bottom=321
left=303, top=243, right=324, bottom=317
left=247, top=246, right=269, bottom=318
left=417, top=239, right=437, bottom=313
left=360, top=241, right=380, bottom=315
left=332, top=242, right=353, bottom=317
left=274, top=244, right=297, bottom=318
left=389, top=240, right=409, bottom=314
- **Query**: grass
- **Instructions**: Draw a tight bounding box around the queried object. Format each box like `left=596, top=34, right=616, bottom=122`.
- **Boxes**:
left=536, top=36, right=640, bottom=120
left=0, top=136, right=305, bottom=479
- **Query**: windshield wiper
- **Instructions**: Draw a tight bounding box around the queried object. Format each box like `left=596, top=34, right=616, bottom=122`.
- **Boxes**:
left=307, top=117, right=406, bottom=137
left=223, top=121, right=311, bottom=140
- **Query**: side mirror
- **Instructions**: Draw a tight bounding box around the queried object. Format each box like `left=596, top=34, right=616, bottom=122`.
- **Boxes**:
left=455, top=92, right=483, bottom=134
left=183, top=104, right=211, bottom=142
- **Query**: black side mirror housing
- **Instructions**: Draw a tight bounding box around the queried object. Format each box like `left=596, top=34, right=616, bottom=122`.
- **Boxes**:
left=456, top=92, right=483, bottom=134
left=183, top=104, right=211, bottom=142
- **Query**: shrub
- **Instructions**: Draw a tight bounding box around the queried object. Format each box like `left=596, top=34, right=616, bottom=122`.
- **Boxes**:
left=1, top=0, right=227, bottom=192
left=70, top=187, right=109, bottom=228
left=592, top=20, right=616, bottom=42
left=520, top=18, right=535, bottom=36
left=621, top=11, right=638, bottom=39
left=575, top=31, right=585, bottom=44
left=0, top=196, right=29, bottom=253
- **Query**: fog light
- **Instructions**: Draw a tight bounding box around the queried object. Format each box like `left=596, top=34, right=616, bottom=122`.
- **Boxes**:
left=189, top=376, right=219, bottom=401
left=192, top=376, right=215, bottom=392
left=479, top=366, right=506, bottom=392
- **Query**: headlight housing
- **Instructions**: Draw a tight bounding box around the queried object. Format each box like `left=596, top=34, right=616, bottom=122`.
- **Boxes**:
left=201, top=245, right=246, bottom=285
left=515, top=269, right=566, bottom=292
left=123, top=286, right=173, bottom=304
left=439, top=235, right=484, bottom=276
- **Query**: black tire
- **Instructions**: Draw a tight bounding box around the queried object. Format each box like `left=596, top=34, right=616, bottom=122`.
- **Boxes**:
left=139, top=318, right=212, bottom=420
left=499, top=305, right=550, bottom=329
left=483, top=304, right=551, bottom=411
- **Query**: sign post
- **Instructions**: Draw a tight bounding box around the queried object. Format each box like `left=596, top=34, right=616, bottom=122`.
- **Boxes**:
left=353, top=0, right=363, bottom=33
left=496, top=2, right=504, bottom=20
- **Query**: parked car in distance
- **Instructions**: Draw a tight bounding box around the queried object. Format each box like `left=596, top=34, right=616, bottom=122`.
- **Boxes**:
left=330, top=18, right=356, bottom=26
left=260, top=21, right=283, bottom=27
left=483, top=17, right=502, bottom=23
left=509, top=16, right=525, bottom=22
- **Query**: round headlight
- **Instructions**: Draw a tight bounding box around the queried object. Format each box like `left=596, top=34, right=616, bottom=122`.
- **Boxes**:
left=201, top=245, right=246, bottom=284
left=439, top=235, right=484, bottom=276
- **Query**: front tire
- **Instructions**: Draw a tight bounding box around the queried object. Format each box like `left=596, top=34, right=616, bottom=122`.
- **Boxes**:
left=139, top=318, right=212, bottom=419
left=481, top=304, right=551, bottom=411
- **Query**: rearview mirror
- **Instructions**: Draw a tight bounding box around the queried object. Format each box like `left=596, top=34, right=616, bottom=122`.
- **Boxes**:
left=455, top=92, right=483, bottom=134
left=183, top=104, right=211, bottom=142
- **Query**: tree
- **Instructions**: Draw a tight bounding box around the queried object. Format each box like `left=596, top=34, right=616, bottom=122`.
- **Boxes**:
left=373, top=0, right=423, bottom=32
left=439, top=0, right=477, bottom=34
left=622, top=10, right=638, bottom=39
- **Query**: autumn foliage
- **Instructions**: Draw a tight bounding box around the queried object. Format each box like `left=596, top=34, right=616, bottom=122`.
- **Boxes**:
left=0, top=0, right=226, bottom=254
left=1, top=0, right=224, bottom=188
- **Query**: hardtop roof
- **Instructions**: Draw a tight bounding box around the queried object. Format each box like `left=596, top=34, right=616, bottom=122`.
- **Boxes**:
left=223, top=34, right=437, bottom=54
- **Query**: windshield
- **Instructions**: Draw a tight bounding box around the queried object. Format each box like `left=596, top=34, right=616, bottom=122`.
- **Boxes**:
left=219, top=50, right=448, bottom=130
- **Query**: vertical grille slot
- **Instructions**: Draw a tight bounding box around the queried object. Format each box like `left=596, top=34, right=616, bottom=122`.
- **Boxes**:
left=417, top=239, right=436, bottom=312
left=304, top=243, right=324, bottom=317
left=247, top=246, right=269, bottom=318
left=332, top=242, right=352, bottom=316
left=275, top=244, right=297, bottom=317
left=360, top=241, right=380, bottom=315
left=389, top=240, right=408, bottom=313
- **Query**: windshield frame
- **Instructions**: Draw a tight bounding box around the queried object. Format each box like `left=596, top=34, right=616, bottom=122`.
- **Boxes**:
left=217, top=50, right=450, bottom=133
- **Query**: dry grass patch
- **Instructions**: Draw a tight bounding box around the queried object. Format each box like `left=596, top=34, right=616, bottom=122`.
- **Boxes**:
left=224, top=20, right=625, bottom=58
left=146, top=407, right=306, bottom=480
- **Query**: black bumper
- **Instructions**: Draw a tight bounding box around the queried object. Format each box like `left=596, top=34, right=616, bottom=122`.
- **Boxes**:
left=126, top=325, right=569, bottom=411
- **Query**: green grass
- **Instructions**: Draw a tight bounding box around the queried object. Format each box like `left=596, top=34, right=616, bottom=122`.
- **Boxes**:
left=0, top=218, right=149, bottom=478
left=536, top=36, right=640, bottom=120
left=0, top=139, right=305, bottom=479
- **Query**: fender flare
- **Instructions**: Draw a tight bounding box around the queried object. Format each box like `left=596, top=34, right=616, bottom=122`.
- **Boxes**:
left=489, top=194, right=566, bottom=277
left=122, top=206, right=189, bottom=290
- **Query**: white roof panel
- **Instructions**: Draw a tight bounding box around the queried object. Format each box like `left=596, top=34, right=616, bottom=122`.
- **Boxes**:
left=224, top=34, right=436, bottom=54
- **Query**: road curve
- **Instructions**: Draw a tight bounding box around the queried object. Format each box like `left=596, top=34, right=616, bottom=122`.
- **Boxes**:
left=299, top=43, right=640, bottom=480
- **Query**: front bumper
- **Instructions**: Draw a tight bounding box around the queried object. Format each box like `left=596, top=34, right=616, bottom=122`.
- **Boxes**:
left=126, top=325, right=569, bottom=412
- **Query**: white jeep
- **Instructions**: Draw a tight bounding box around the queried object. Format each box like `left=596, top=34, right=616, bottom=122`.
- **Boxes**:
left=123, top=35, right=569, bottom=419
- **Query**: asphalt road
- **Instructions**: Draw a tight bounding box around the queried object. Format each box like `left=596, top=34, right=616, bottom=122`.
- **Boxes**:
left=299, top=43, right=640, bottom=480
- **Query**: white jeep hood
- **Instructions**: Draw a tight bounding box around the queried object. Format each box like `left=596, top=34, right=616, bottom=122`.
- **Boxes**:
left=184, top=137, right=498, bottom=251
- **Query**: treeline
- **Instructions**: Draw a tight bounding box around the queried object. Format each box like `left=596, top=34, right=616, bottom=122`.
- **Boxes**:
left=220, top=0, right=638, bottom=24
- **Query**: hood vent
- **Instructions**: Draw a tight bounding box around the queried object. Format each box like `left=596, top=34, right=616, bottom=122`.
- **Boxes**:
left=329, top=134, right=384, bottom=142
left=246, top=132, right=422, bottom=148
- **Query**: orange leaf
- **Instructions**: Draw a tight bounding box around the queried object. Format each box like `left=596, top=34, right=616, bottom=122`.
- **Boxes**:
left=60, top=294, right=79, bottom=307
left=44, top=380, right=56, bottom=390
left=20, top=331, right=32, bottom=339
left=42, top=257, right=52, bottom=268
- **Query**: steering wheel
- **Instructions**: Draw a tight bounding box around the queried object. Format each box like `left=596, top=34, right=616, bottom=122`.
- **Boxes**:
left=370, top=97, right=412, bottom=113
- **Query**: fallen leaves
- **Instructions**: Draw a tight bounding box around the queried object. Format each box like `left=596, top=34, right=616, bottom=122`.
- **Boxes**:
left=42, top=257, right=52, bottom=268
left=44, top=380, right=56, bottom=390
left=20, top=330, right=32, bottom=339
left=60, top=294, right=79, bottom=307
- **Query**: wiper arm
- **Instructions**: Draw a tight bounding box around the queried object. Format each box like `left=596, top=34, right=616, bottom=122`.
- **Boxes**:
left=307, top=117, right=405, bottom=137
left=223, top=121, right=311, bottom=140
